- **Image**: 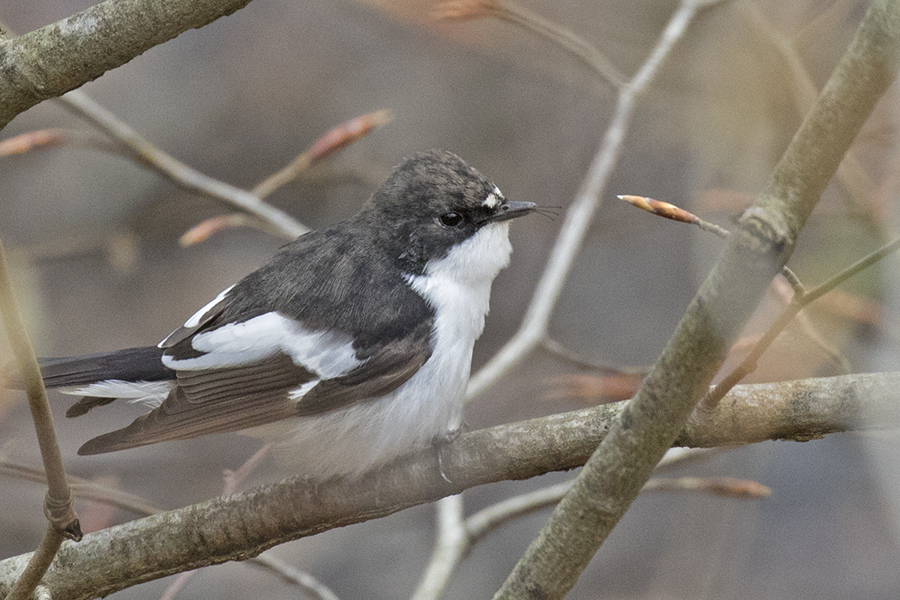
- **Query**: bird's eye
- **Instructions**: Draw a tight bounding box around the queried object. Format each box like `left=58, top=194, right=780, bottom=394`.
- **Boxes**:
left=440, top=212, right=464, bottom=227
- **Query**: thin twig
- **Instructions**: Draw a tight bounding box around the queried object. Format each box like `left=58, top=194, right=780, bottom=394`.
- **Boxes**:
left=738, top=1, right=880, bottom=225
left=56, top=91, right=309, bottom=240
left=698, top=235, right=900, bottom=413
left=0, top=128, right=118, bottom=156
left=466, top=0, right=699, bottom=401
left=641, top=476, right=771, bottom=498
left=618, top=194, right=805, bottom=290
left=540, top=337, right=650, bottom=375
left=159, top=444, right=271, bottom=600
left=435, top=0, right=626, bottom=87
left=415, top=462, right=763, bottom=599
left=250, top=554, right=342, bottom=600
left=0, top=460, right=163, bottom=516
left=492, top=0, right=627, bottom=88
left=411, top=496, right=467, bottom=600
left=0, top=237, right=82, bottom=600
left=252, top=110, right=392, bottom=199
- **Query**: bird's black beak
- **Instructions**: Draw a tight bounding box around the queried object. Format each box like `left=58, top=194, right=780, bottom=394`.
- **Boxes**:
left=484, top=200, right=537, bottom=224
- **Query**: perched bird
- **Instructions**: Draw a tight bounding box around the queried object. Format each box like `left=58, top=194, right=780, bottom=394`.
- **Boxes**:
left=34, top=149, right=535, bottom=480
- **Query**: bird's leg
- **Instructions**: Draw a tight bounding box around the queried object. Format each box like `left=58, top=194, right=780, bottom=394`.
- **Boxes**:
left=431, top=423, right=466, bottom=484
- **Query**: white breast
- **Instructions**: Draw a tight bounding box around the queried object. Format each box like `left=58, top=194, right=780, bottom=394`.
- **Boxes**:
left=257, top=222, right=514, bottom=479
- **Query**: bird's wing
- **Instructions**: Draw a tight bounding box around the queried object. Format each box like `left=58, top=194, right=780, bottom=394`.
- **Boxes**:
left=76, top=315, right=433, bottom=455
left=157, top=284, right=235, bottom=349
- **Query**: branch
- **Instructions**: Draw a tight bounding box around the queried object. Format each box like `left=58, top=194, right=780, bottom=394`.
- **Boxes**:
left=492, top=1, right=900, bottom=598
left=698, top=235, right=900, bottom=413
left=0, top=237, right=82, bottom=600
left=58, top=91, right=309, bottom=240
left=0, top=372, right=899, bottom=599
left=0, top=0, right=258, bottom=130
left=465, top=0, right=705, bottom=400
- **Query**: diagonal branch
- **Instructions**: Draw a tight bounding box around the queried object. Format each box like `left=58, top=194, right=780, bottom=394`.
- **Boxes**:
left=491, top=1, right=900, bottom=598
left=465, top=0, right=710, bottom=400
left=58, top=91, right=309, bottom=240
left=0, top=0, right=258, bottom=130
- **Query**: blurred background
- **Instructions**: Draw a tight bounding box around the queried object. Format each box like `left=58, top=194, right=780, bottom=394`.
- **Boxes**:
left=2, top=0, right=900, bottom=598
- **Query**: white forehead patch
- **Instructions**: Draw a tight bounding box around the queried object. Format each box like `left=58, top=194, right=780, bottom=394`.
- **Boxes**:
left=482, top=185, right=504, bottom=208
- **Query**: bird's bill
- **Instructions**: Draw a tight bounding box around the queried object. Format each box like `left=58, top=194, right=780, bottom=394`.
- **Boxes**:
left=484, top=200, right=537, bottom=224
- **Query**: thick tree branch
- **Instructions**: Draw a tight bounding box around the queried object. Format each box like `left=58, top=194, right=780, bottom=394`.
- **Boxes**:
left=0, top=372, right=898, bottom=600
left=0, top=0, right=257, bottom=130
left=492, top=1, right=900, bottom=598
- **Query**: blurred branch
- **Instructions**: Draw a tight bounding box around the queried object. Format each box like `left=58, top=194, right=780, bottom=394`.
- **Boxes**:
left=179, top=110, right=392, bottom=245
left=0, top=128, right=117, bottom=156
left=641, top=476, right=770, bottom=498
left=411, top=496, right=466, bottom=600
left=697, top=235, right=900, bottom=414
left=492, top=0, right=900, bottom=597
left=436, top=0, right=626, bottom=88
left=738, top=1, right=880, bottom=225
left=0, top=0, right=257, bottom=130
left=57, top=91, right=309, bottom=240
left=539, top=337, right=649, bottom=375
left=466, top=0, right=709, bottom=400
left=250, top=554, right=342, bottom=600
left=0, top=237, right=82, bottom=600
left=0, top=460, right=163, bottom=516
left=158, top=445, right=271, bottom=600
left=1, top=371, right=899, bottom=599
left=252, top=110, right=392, bottom=199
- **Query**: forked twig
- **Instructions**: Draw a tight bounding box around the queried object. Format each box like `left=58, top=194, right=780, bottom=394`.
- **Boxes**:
left=697, top=235, right=900, bottom=413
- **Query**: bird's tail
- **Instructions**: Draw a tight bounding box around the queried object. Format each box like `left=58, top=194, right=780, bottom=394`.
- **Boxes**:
left=5, top=346, right=175, bottom=417
left=34, top=346, right=172, bottom=388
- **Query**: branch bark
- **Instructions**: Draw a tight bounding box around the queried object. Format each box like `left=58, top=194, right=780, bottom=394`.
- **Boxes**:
left=0, top=372, right=898, bottom=600
left=492, top=1, right=900, bottom=598
left=0, top=0, right=256, bottom=130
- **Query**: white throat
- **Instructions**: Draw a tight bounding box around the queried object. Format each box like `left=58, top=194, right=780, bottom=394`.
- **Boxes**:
left=405, top=221, right=512, bottom=343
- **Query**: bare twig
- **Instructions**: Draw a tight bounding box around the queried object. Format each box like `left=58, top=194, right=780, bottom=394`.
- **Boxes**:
left=252, top=110, right=392, bottom=199
left=0, top=237, right=82, bottom=600
left=466, top=0, right=702, bottom=400
left=179, top=110, right=392, bottom=245
left=493, top=0, right=900, bottom=596
left=414, top=464, right=765, bottom=599
left=738, top=1, right=879, bottom=224
left=440, top=0, right=627, bottom=88
left=411, top=496, right=467, bottom=600
left=540, top=337, right=649, bottom=375
left=0, top=128, right=118, bottom=156
left=618, top=194, right=805, bottom=289
left=159, top=444, right=271, bottom=600
left=0, top=0, right=260, bottom=130
left=0, top=460, right=163, bottom=516
left=55, top=91, right=308, bottom=240
left=698, top=235, right=900, bottom=413
left=250, top=554, right=342, bottom=600
left=641, top=476, right=771, bottom=498
left=618, top=194, right=731, bottom=238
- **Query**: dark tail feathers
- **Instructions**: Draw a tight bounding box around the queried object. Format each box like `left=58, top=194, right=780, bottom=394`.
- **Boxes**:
left=6, top=346, right=174, bottom=389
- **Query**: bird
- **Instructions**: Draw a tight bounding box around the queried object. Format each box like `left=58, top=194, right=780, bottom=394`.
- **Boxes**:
left=31, top=149, right=536, bottom=480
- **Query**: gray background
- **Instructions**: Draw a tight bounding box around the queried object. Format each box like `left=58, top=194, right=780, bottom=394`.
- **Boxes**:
left=2, top=1, right=900, bottom=598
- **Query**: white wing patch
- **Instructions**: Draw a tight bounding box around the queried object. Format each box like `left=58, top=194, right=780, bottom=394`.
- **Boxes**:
left=288, top=380, right=320, bottom=400
left=162, top=312, right=363, bottom=378
left=158, top=284, right=235, bottom=348
left=61, top=380, right=175, bottom=409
